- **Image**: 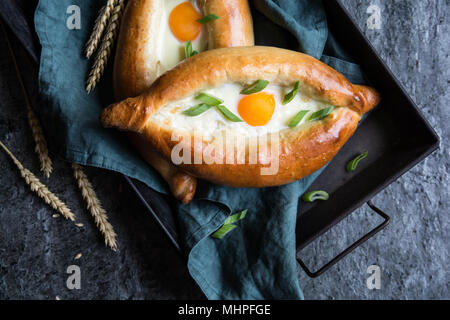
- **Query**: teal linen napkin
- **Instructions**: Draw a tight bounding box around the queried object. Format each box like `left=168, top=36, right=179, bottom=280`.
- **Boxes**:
left=35, top=0, right=365, bottom=299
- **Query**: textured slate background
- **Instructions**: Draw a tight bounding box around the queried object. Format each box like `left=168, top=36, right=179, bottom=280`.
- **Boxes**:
left=0, top=0, right=448, bottom=299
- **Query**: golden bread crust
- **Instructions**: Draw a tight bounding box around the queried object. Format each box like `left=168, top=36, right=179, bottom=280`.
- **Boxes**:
left=113, top=0, right=162, bottom=100
left=200, top=0, right=254, bottom=49
left=102, top=46, right=380, bottom=188
left=128, top=133, right=197, bottom=203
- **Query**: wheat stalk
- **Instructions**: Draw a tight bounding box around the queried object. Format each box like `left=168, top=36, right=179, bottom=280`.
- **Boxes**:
left=26, top=109, right=53, bottom=178
left=84, top=0, right=118, bottom=58
left=85, top=5, right=106, bottom=58
left=85, top=0, right=125, bottom=93
left=0, top=140, right=75, bottom=221
left=71, top=163, right=118, bottom=251
left=2, top=22, right=53, bottom=178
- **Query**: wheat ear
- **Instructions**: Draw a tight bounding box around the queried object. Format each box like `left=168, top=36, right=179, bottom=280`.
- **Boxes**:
left=72, top=163, right=118, bottom=251
left=0, top=140, right=75, bottom=221
left=26, top=109, right=53, bottom=178
left=84, top=0, right=118, bottom=58
left=85, top=0, right=125, bottom=93
left=2, top=23, right=53, bottom=178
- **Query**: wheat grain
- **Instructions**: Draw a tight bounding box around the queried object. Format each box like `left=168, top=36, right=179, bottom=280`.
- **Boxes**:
left=2, top=23, right=53, bottom=178
left=84, top=0, right=118, bottom=58
left=72, top=163, right=118, bottom=251
left=85, top=0, right=125, bottom=93
left=85, top=5, right=106, bottom=58
left=26, top=109, right=53, bottom=178
left=0, top=140, right=75, bottom=221
left=74, top=253, right=82, bottom=260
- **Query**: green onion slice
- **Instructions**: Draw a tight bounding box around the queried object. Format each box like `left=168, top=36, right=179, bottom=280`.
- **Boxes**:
left=240, top=80, right=269, bottom=95
left=215, top=105, right=243, bottom=122
left=211, top=224, right=236, bottom=239
left=182, top=103, right=212, bottom=116
left=308, top=106, right=335, bottom=121
left=288, top=110, right=310, bottom=127
left=197, top=14, right=219, bottom=24
left=224, top=209, right=247, bottom=224
left=346, top=151, right=368, bottom=172
left=184, top=40, right=198, bottom=59
left=196, top=92, right=223, bottom=106
left=302, top=190, right=329, bottom=202
left=282, top=81, right=300, bottom=105
left=211, top=209, right=248, bottom=239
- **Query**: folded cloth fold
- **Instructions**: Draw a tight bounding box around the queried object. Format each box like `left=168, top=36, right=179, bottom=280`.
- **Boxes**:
left=34, top=0, right=366, bottom=299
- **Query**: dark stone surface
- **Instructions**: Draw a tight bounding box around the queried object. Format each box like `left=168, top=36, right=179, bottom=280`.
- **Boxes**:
left=0, top=0, right=448, bottom=299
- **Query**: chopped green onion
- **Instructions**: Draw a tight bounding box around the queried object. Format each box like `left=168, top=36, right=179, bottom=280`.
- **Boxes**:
left=197, top=14, right=219, bottom=24
left=184, top=40, right=198, bottom=59
left=240, top=80, right=269, bottom=95
left=302, top=190, right=329, bottom=202
left=224, top=209, right=247, bottom=224
left=346, top=151, right=368, bottom=172
left=211, top=224, right=236, bottom=239
left=211, top=209, right=248, bottom=239
left=288, top=110, right=310, bottom=128
left=282, top=81, right=300, bottom=105
left=308, top=106, right=335, bottom=121
left=182, top=103, right=212, bottom=116
left=215, top=105, right=243, bottom=122
left=196, top=92, right=223, bottom=106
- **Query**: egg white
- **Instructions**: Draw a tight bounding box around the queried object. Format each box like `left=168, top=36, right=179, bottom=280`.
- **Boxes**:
left=156, top=0, right=207, bottom=75
left=151, top=83, right=335, bottom=140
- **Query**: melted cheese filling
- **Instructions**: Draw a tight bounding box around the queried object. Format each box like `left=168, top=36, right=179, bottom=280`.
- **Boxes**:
left=156, top=0, right=207, bottom=75
left=151, top=83, right=334, bottom=140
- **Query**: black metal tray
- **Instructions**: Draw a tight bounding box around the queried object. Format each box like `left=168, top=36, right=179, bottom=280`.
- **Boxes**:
left=2, top=0, right=439, bottom=277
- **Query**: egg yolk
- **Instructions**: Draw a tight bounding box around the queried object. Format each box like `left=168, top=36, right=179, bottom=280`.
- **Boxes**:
left=238, top=92, right=276, bottom=126
left=169, top=2, right=202, bottom=42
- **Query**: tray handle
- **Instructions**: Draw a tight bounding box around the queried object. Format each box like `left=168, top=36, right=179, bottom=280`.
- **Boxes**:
left=296, top=201, right=390, bottom=278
